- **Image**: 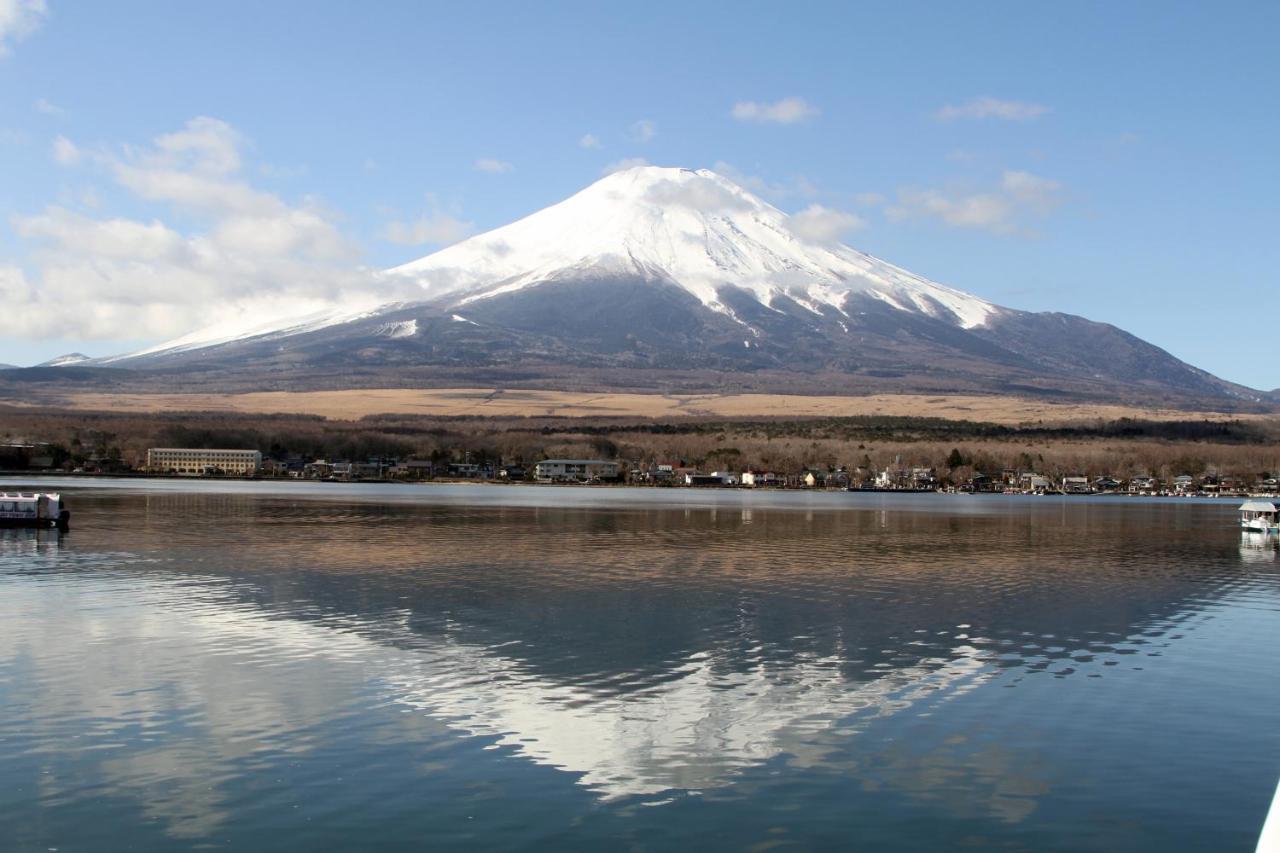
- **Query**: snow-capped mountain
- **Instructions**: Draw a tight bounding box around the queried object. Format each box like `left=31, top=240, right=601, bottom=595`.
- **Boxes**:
left=388, top=166, right=998, bottom=331
left=102, top=166, right=1260, bottom=404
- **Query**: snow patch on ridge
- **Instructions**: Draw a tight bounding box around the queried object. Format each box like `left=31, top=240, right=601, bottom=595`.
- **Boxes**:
left=39, top=353, right=92, bottom=367
left=375, top=319, right=417, bottom=339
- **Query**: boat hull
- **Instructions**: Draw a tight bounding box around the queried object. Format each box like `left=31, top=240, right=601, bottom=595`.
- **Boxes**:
left=0, top=516, right=69, bottom=529
left=1241, top=520, right=1279, bottom=534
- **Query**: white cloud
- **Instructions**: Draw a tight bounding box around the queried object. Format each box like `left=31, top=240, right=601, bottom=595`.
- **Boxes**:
left=0, top=0, right=46, bottom=57
left=643, top=178, right=752, bottom=213
left=712, top=160, right=767, bottom=192
left=34, top=96, right=64, bottom=116
left=731, top=96, right=819, bottom=125
left=578, top=133, right=601, bottom=149
left=601, top=157, right=650, bottom=176
left=5, top=205, right=375, bottom=341
left=786, top=204, right=866, bottom=244
left=150, top=115, right=243, bottom=174
left=102, top=119, right=280, bottom=218
left=473, top=157, right=513, bottom=174
left=935, top=96, right=1048, bottom=122
left=212, top=207, right=353, bottom=260
left=51, top=134, right=79, bottom=164
left=628, top=120, right=656, bottom=143
left=113, top=164, right=273, bottom=214
left=887, top=170, right=1062, bottom=235
left=381, top=212, right=475, bottom=247
left=108, top=140, right=354, bottom=257
left=2, top=116, right=379, bottom=342
left=854, top=192, right=885, bottom=207
left=999, top=170, right=1060, bottom=207
left=712, top=161, right=818, bottom=201
left=257, top=161, right=308, bottom=179
left=14, top=207, right=190, bottom=262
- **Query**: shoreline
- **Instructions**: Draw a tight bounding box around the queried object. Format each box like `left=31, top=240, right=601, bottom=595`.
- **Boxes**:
left=2, top=472, right=1271, bottom=503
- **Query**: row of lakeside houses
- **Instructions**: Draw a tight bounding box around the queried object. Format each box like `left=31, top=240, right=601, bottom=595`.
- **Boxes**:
left=3, top=446, right=1277, bottom=496
left=136, top=449, right=1280, bottom=496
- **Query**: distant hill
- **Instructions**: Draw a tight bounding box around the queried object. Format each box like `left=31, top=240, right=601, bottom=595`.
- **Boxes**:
left=38, top=353, right=93, bottom=367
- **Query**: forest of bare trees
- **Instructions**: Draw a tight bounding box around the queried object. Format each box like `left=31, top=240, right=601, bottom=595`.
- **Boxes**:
left=3, top=406, right=1278, bottom=484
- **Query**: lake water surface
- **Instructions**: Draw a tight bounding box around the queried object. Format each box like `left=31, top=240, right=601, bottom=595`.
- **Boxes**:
left=1, top=478, right=1277, bottom=851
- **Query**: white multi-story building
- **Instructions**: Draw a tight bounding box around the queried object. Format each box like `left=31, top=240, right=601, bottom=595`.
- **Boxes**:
left=1062, top=476, right=1091, bottom=494
left=534, top=459, right=620, bottom=482
left=146, top=448, right=262, bottom=476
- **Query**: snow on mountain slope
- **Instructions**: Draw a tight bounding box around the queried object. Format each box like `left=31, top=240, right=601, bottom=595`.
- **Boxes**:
left=388, top=166, right=999, bottom=330
left=121, top=166, right=1000, bottom=363
left=39, top=352, right=93, bottom=367
left=110, top=303, right=385, bottom=362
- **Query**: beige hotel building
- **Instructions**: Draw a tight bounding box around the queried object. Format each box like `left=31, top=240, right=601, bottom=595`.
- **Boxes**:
left=146, top=448, right=263, bottom=476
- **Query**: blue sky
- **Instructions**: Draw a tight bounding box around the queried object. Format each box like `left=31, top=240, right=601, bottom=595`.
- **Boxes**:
left=1, top=1, right=1277, bottom=389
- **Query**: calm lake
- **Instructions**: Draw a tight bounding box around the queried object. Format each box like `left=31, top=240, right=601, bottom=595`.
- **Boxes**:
left=1, top=478, right=1277, bottom=851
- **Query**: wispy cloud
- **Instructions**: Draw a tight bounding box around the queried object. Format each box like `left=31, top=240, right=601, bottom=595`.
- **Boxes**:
left=50, top=133, right=78, bottom=164
left=601, top=157, right=650, bottom=176
left=628, top=120, right=656, bottom=143
left=712, top=160, right=818, bottom=201
left=34, top=96, right=65, bottom=116
left=0, top=0, right=47, bottom=57
left=258, top=161, right=308, bottom=179
left=887, top=170, right=1062, bottom=236
left=935, top=96, right=1048, bottom=122
left=578, top=133, right=601, bottom=150
left=787, top=204, right=865, bottom=244
left=731, top=96, right=819, bottom=125
left=474, top=157, right=513, bottom=174
left=381, top=210, right=475, bottom=246
left=643, top=177, right=752, bottom=213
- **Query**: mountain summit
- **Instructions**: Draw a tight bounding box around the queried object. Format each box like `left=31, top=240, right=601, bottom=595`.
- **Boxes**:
left=107, top=166, right=1260, bottom=405
left=390, top=166, right=997, bottom=331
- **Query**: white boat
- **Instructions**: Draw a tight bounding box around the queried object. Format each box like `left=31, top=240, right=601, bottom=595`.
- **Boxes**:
left=0, top=492, right=70, bottom=529
left=1239, top=500, right=1279, bottom=534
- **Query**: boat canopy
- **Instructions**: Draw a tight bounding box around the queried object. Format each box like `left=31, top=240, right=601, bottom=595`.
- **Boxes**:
left=1238, top=500, right=1279, bottom=513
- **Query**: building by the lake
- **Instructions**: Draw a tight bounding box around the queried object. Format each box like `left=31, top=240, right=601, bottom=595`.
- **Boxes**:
left=146, top=448, right=262, bottom=476
left=534, top=459, right=620, bottom=482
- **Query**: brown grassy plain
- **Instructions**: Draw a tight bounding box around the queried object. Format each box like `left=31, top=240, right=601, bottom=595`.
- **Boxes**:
left=45, top=388, right=1276, bottom=426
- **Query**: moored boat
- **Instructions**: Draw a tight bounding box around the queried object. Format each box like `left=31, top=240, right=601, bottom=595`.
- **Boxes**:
left=1239, top=500, right=1279, bottom=534
left=0, top=492, right=70, bottom=529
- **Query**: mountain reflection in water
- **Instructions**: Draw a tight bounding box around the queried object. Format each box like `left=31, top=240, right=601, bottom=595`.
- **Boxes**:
left=1, top=483, right=1277, bottom=852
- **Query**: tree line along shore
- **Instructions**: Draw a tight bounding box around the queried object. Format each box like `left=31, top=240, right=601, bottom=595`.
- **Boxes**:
left=1, top=407, right=1278, bottom=494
